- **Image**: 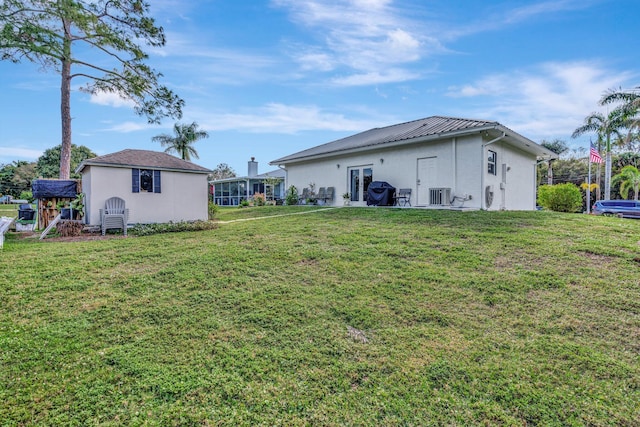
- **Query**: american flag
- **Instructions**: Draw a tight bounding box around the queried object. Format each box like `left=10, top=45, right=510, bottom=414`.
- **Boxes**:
left=590, top=143, right=603, bottom=164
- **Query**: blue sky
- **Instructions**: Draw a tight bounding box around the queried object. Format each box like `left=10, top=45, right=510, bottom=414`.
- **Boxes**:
left=1, top=0, right=638, bottom=176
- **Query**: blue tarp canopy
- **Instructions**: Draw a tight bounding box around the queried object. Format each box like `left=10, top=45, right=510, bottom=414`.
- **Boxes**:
left=32, top=180, right=78, bottom=198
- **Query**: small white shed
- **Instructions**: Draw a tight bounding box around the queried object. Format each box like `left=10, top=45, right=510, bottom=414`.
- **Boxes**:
left=76, top=149, right=212, bottom=225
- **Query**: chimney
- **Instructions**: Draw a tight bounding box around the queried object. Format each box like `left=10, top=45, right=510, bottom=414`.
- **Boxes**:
left=248, top=157, right=258, bottom=177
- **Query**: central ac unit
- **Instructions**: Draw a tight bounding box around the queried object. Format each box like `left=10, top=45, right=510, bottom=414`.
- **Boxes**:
left=429, top=187, right=451, bottom=205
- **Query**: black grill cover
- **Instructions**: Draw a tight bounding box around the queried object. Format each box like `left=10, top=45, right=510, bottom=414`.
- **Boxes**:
left=366, top=181, right=396, bottom=206
left=32, top=180, right=78, bottom=198
left=19, top=204, right=35, bottom=220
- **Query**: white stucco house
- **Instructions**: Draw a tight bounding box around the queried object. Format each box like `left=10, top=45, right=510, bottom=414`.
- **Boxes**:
left=76, top=149, right=212, bottom=225
left=270, top=116, right=556, bottom=210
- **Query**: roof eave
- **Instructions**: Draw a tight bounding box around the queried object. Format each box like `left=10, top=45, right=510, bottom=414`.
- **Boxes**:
left=270, top=125, right=501, bottom=166
left=270, top=122, right=557, bottom=166
left=77, top=161, right=212, bottom=174
left=490, top=125, right=557, bottom=160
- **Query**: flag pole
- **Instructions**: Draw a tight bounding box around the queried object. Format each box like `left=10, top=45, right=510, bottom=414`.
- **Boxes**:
left=587, top=150, right=592, bottom=214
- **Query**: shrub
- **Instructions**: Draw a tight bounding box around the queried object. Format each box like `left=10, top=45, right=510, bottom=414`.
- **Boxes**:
left=19, top=190, right=33, bottom=202
left=253, top=192, right=266, bottom=206
left=208, top=201, right=219, bottom=219
left=537, top=183, right=582, bottom=212
left=129, top=220, right=217, bottom=236
left=239, top=199, right=250, bottom=208
left=285, top=185, right=299, bottom=205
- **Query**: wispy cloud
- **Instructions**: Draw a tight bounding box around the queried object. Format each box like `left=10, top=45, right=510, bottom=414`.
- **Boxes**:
left=504, top=0, right=594, bottom=24
left=442, top=0, right=596, bottom=40
left=446, top=61, right=635, bottom=138
left=89, top=91, right=136, bottom=108
left=332, top=69, right=420, bottom=86
left=196, top=103, right=383, bottom=134
left=102, top=121, right=153, bottom=133
left=151, top=31, right=283, bottom=86
left=0, top=147, right=44, bottom=161
left=273, top=0, right=436, bottom=86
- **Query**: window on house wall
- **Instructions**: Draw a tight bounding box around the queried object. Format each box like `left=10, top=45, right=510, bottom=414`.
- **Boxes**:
left=487, top=150, right=497, bottom=175
left=132, top=169, right=161, bottom=193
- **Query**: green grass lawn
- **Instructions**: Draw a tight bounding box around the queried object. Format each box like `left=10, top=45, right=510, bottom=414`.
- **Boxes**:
left=0, top=203, right=18, bottom=217
left=1, top=207, right=639, bottom=425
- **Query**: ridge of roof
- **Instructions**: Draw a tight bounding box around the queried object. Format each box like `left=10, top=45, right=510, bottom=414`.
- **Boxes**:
left=76, top=149, right=211, bottom=174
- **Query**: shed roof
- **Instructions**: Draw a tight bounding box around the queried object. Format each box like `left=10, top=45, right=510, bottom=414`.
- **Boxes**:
left=271, top=116, right=556, bottom=165
left=76, top=149, right=212, bottom=174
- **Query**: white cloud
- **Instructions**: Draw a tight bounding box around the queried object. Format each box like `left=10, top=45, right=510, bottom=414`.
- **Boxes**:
left=332, top=69, right=420, bottom=86
left=0, top=147, right=43, bottom=161
left=446, top=61, right=635, bottom=138
left=273, top=0, right=434, bottom=86
left=295, top=51, right=336, bottom=72
left=505, top=0, right=592, bottom=24
left=197, top=103, right=382, bottom=134
left=440, top=0, right=595, bottom=41
left=90, top=91, right=136, bottom=108
left=102, top=121, right=151, bottom=133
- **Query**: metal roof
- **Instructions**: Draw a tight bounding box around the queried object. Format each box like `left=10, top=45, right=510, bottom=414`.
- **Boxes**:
left=271, top=116, right=555, bottom=165
left=209, top=168, right=285, bottom=184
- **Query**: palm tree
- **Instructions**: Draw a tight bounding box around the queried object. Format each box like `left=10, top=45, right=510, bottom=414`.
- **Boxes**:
left=572, top=107, right=627, bottom=200
left=540, top=139, right=568, bottom=185
left=600, top=86, right=640, bottom=141
left=152, top=122, right=209, bottom=161
left=612, top=165, right=640, bottom=200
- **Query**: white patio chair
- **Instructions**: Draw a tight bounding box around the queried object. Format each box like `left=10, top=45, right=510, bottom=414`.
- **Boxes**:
left=100, top=197, right=129, bottom=236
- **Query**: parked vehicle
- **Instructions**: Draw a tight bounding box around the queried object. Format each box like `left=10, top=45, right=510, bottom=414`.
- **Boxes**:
left=592, top=200, right=640, bottom=219
left=0, top=195, right=13, bottom=204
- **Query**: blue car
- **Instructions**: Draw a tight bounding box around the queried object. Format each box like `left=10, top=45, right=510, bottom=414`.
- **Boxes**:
left=592, top=200, right=640, bottom=219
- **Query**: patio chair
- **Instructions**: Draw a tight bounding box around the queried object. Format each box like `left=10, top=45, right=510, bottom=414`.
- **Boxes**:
left=325, top=187, right=335, bottom=204
left=100, top=197, right=129, bottom=236
left=316, top=187, right=326, bottom=204
left=298, top=188, right=310, bottom=204
left=395, top=188, right=412, bottom=206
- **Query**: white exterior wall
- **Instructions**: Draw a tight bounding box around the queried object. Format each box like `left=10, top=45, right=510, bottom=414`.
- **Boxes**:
left=83, top=165, right=209, bottom=225
left=485, top=140, right=538, bottom=210
left=283, top=134, right=538, bottom=210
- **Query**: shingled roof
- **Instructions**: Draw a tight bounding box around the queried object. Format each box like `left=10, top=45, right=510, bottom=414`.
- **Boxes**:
left=76, top=149, right=211, bottom=174
left=271, top=116, right=555, bottom=165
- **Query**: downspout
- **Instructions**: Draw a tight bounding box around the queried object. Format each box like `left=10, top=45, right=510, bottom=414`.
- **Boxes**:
left=451, top=137, right=457, bottom=203
left=480, top=132, right=506, bottom=210
left=278, top=165, right=287, bottom=199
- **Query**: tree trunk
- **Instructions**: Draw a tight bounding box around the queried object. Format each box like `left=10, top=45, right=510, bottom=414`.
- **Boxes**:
left=59, top=18, right=73, bottom=179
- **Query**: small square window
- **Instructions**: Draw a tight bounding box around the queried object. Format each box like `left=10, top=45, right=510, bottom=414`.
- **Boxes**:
left=140, top=169, right=154, bottom=192
left=487, top=150, right=497, bottom=175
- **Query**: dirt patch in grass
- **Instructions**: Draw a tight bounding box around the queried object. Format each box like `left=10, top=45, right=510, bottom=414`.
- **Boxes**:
left=579, top=249, right=619, bottom=262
